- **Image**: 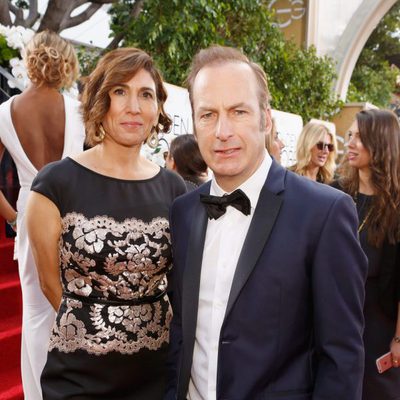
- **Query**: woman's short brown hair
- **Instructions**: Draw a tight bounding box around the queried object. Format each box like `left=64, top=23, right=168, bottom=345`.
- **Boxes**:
left=25, top=30, right=79, bottom=90
left=81, top=47, right=172, bottom=147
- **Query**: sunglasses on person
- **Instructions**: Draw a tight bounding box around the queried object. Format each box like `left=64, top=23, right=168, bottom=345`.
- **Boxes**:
left=316, top=142, right=334, bottom=152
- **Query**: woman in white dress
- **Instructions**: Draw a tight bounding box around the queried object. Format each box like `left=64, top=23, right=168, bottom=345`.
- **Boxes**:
left=0, top=30, right=85, bottom=400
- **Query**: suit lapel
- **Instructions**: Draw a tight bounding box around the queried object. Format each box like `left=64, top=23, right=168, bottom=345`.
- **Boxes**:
left=224, top=162, right=285, bottom=320
left=179, top=183, right=210, bottom=395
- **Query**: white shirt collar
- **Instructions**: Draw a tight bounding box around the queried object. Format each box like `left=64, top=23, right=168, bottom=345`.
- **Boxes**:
left=210, top=150, right=272, bottom=212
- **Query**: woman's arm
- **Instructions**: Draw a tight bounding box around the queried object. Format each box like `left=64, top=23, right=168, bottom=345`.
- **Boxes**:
left=25, top=191, right=62, bottom=311
left=390, top=303, right=400, bottom=366
left=0, top=191, right=17, bottom=228
left=0, top=142, right=17, bottom=229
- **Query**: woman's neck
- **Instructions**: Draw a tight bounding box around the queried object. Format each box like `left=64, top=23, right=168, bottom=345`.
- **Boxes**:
left=74, top=139, right=160, bottom=181
left=305, top=165, right=319, bottom=181
left=20, top=84, right=61, bottom=103
left=95, top=142, right=144, bottom=175
left=25, top=83, right=59, bottom=95
left=358, top=168, right=374, bottom=195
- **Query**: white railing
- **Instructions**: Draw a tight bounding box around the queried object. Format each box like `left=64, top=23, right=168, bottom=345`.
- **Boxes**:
left=0, top=66, right=24, bottom=97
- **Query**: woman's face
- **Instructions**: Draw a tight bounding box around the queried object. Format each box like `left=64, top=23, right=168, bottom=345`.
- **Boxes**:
left=165, top=152, right=175, bottom=170
left=270, top=132, right=285, bottom=163
left=346, top=120, right=371, bottom=170
left=102, top=69, right=159, bottom=148
left=309, top=132, right=332, bottom=168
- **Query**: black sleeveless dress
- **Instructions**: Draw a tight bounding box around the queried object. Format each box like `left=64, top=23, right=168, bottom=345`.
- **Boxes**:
left=357, top=194, right=400, bottom=400
left=31, top=158, right=186, bottom=400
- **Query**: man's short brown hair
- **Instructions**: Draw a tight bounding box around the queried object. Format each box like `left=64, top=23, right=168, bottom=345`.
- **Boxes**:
left=186, top=45, right=271, bottom=112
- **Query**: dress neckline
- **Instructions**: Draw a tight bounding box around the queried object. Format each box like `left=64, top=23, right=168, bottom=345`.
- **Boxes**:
left=66, top=156, right=162, bottom=183
left=357, top=192, right=374, bottom=198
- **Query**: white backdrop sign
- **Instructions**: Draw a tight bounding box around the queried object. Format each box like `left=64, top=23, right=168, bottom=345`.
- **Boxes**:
left=271, top=109, right=303, bottom=167
left=164, top=83, right=193, bottom=137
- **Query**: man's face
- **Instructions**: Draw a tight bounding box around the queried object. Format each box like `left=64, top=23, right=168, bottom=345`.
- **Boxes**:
left=192, top=62, right=270, bottom=192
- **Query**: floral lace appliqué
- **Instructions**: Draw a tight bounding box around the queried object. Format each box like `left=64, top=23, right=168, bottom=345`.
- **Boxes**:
left=49, top=213, right=172, bottom=355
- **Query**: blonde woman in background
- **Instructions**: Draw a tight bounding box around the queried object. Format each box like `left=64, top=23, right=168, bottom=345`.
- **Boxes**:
left=289, top=122, right=337, bottom=183
left=0, top=30, right=85, bottom=399
left=265, top=117, right=285, bottom=163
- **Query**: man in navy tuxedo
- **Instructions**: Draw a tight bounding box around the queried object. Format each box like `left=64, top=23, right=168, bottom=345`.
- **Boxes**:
left=165, top=45, right=367, bottom=400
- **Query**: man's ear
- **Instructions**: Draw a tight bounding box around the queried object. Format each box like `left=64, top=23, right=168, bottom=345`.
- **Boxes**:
left=263, top=107, right=272, bottom=135
left=192, top=111, right=197, bottom=137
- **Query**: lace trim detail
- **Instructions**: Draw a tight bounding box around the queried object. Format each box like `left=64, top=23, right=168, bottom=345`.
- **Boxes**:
left=49, top=296, right=172, bottom=355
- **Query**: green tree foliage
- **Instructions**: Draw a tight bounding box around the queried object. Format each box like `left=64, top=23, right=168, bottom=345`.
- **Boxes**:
left=76, top=45, right=101, bottom=77
left=348, top=2, right=400, bottom=107
left=0, top=35, right=19, bottom=67
left=109, top=0, right=341, bottom=122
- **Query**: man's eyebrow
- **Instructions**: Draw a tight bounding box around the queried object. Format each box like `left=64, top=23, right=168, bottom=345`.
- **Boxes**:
left=229, top=102, right=249, bottom=109
left=196, top=105, right=217, bottom=112
left=196, top=102, right=250, bottom=111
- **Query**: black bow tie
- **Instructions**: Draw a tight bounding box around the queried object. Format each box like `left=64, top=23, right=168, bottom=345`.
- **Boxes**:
left=200, top=189, right=251, bottom=220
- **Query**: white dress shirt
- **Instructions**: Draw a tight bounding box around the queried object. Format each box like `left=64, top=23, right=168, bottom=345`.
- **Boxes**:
left=188, top=151, right=272, bottom=400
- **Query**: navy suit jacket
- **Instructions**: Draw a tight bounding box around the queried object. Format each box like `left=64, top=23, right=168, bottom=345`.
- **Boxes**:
left=166, top=161, right=368, bottom=400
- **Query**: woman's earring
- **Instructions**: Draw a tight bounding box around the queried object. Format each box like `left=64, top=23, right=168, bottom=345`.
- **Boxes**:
left=94, top=124, right=106, bottom=143
left=146, top=127, right=159, bottom=149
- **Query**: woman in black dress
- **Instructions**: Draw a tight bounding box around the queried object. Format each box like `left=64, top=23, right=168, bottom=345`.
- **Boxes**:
left=332, top=109, right=400, bottom=399
left=25, top=48, right=186, bottom=399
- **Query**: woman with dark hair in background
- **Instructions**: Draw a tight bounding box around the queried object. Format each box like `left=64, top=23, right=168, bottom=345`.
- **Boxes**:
left=332, top=109, right=400, bottom=400
left=26, top=47, right=186, bottom=400
left=165, top=134, right=208, bottom=190
left=0, top=30, right=85, bottom=399
left=290, top=121, right=337, bottom=183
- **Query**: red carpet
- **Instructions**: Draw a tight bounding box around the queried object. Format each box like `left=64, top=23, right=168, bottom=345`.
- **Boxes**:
left=0, top=218, right=23, bottom=400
